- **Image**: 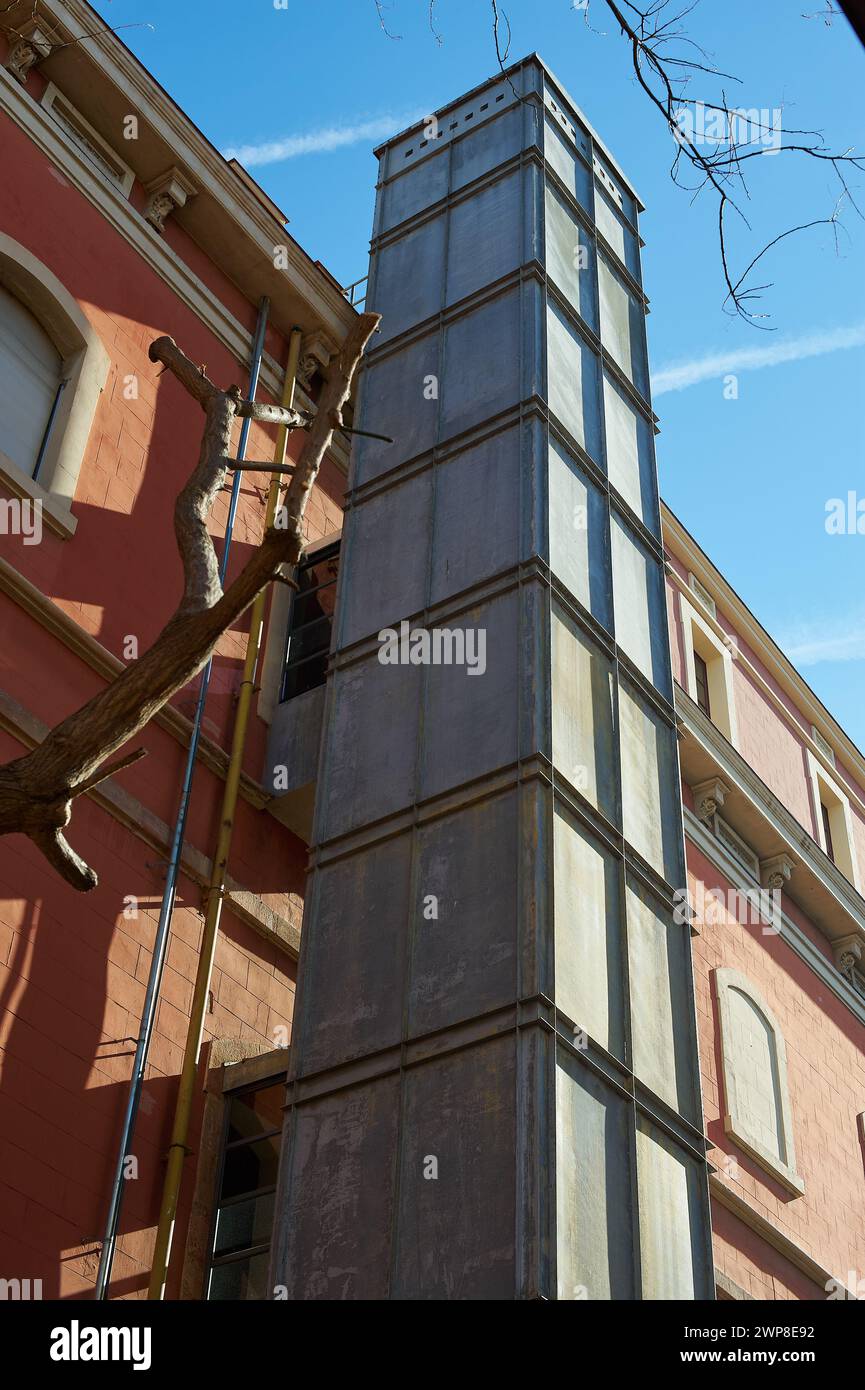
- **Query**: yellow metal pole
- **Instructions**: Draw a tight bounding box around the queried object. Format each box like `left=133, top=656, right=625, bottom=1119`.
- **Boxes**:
left=147, top=327, right=303, bottom=1300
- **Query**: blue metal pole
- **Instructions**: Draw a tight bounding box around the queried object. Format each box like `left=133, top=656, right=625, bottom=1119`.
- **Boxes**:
left=94, top=298, right=271, bottom=1299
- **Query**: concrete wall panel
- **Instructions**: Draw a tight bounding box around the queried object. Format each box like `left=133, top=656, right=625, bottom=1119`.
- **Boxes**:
left=294, top=833, right=412, bottom=1073
left=373, top=214, right=447, bottom=344
left=339, top=470, right=433, bottom=648
left=410, top=791, right=518, bottom=1036
left=441, top=289, right=521, bottom=441
left=320, top=653, right=420, bottom=840
left=393, top=1036, right=517, bottom=1299
left=421, top=590, right=520, bottom=799
left=430, top=427, right=521, bottom=605
left=276, top=1075, right=400, bottom=1300
left=446, top=171, right=523, bottom=306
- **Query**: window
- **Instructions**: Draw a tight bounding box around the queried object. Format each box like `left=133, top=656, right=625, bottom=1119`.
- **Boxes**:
left=713, top=968, right=803, bottom=1196
left=206, top=1081, right=283, bottom=1300
left=0, top=234, right=110, bottom=534
left=693, top=652, right=711, bottom=719
left=679, top=593, right=738, bottom=746
left=821, top=802, right=835, bottom=865
left=0, top=283, right=66, bottom=479
left=280, top=540, right=340, bottom=701
left=807, top=750, right=860, bottom=888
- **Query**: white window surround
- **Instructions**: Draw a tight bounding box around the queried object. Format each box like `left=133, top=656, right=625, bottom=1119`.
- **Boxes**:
left=0, top=234, right=110, bottom=538
left=806, top=748, right=861, bottom=891
left=713, top=967, right=804, bottom=1197
left=40, top=83, right=135, bottom=198
left=680, top=592, right=739, bottom=747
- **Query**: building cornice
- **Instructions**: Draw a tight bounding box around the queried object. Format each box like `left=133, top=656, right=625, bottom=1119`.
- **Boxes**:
left=677, top=688, right=865, bottom=952
left=28, top=0, right=356, bottom=344
left=663, top=502, right=865, bottom=802
left=685, top=805, right=865, bottom=1027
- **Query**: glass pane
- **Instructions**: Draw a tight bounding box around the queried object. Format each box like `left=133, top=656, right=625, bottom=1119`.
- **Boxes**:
left=286, top=614, right=333, bottom=667
left=221, top=1134, right=281, bottom=1201
left=213, top=1190, right=276, bottom=1258
left=226, top=1084, right=284, bottom=1144
left=282, top=651, right=328, bottom=701
left=208, top=1250, right=271, bottom=1301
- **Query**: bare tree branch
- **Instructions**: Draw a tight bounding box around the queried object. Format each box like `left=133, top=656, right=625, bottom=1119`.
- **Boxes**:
left=0, top=312, right=380, bottom=889
left=591, top=0, right=864, bottom=322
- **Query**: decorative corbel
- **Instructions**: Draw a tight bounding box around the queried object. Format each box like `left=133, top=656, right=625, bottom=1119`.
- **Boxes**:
left=760, top=853, right=795, bottom=892
left=832, top=933, right=863, bottom=981
left=692, top=777, right=729, bottom=823
left=144, top=167, right=197, bottom=233
left=6, top=27, right=52, bottom=84
left=296, top=331, right=336, bottom=391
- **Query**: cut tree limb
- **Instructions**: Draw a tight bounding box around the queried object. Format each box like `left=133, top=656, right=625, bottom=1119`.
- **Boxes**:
left=0, top=310, right=380, bottom=891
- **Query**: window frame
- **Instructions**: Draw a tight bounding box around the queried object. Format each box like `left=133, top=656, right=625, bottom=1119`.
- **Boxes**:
left=0, top=234, right=110, bottom=537
left=680, top=592, right=739, bottom=747
left=279, top=538, right=341, bottom=703
left=806, top=749, right=861, bottom=890
left=205, top=1078, right=285, bottom=1301
left=713, top=967, right=804, bottom=1197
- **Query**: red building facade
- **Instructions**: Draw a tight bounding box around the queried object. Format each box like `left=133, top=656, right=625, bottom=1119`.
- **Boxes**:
left=0, top=0, right=351, bottom=1298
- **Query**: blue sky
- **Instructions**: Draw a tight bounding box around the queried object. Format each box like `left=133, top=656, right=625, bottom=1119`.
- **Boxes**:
left=93, top=0, right=865, bottom=745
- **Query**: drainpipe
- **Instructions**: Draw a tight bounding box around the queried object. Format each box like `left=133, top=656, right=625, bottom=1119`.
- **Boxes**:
left=147, top=325, right=303, bottom=1301
left=94, top=298, right=271, bottom=1300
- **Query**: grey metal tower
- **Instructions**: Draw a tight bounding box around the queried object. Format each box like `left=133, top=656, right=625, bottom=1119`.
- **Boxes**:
left=270, top=56, right=714, bottom=1300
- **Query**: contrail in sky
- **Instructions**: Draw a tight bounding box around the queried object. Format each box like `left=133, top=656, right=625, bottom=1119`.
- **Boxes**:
left=224, top=110, right=427, bottom=168
left=652, top=322, right=865, bottom=396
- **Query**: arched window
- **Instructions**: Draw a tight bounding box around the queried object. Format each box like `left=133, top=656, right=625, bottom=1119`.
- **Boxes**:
left=0, top=234, right=110, bottom=537
left=0, top=282, right=64, bottom=480
left=713, top=967, right=803, bottom=1195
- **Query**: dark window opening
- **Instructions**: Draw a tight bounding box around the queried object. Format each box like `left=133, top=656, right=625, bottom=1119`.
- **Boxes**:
left=280, top=540, right=341, bottom=701
left=821, top=802, right=836, bottom=864
left=206, top=1081, right=284, bottom=1301
left=693, top=652, right=711, bottom=719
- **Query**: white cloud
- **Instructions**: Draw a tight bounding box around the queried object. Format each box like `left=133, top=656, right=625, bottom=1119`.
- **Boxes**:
left=652, top=322, right=865, bottom=396
left=224, top=110, right=426, bottom=168
left=776, top=614, right=865, bottom=667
